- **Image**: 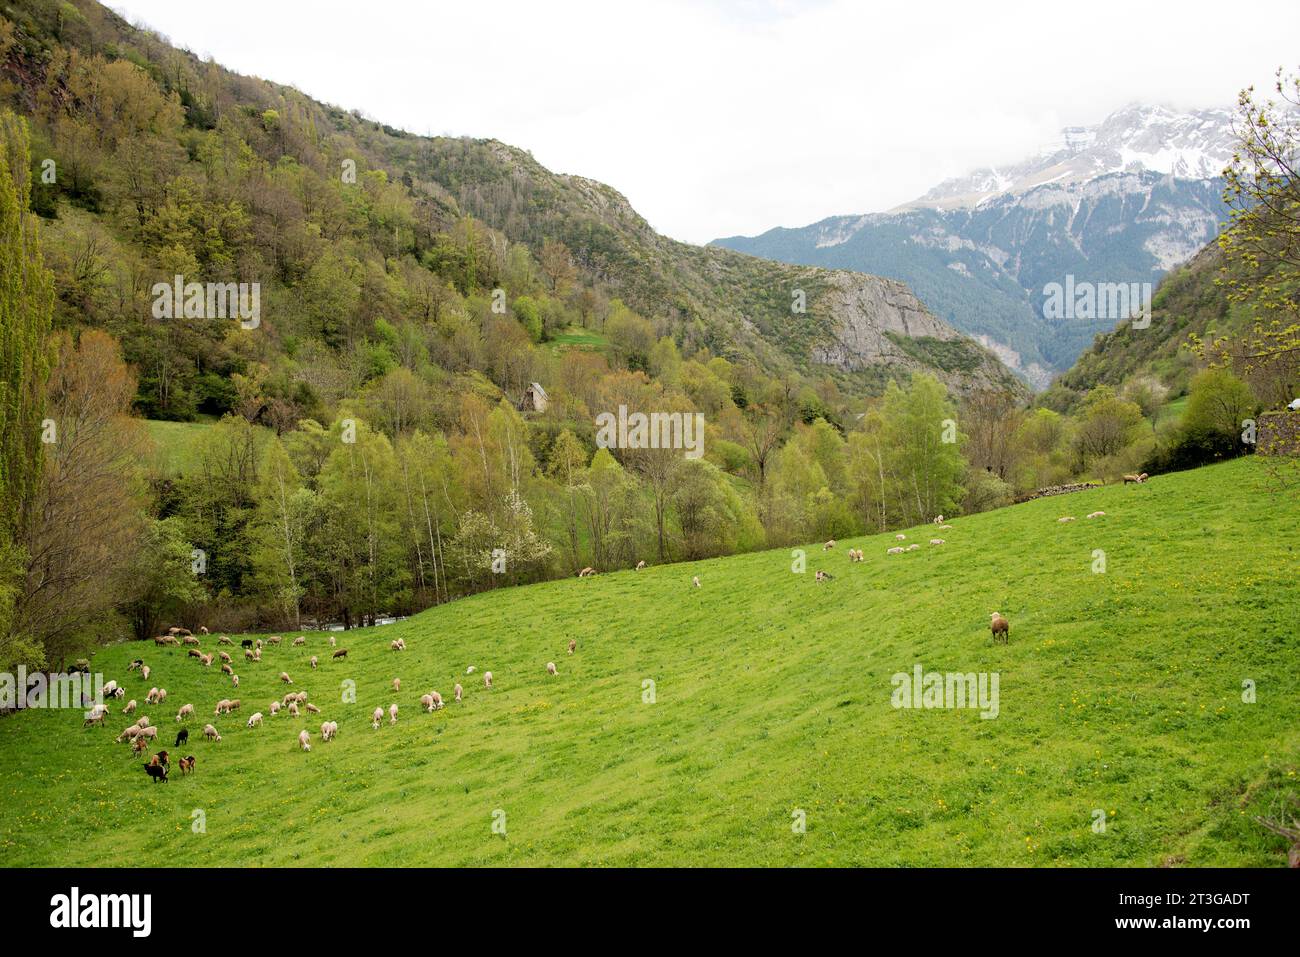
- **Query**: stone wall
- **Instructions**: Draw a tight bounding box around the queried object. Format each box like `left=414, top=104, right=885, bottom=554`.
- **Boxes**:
left=1258, top=412, right=1300, bottom=456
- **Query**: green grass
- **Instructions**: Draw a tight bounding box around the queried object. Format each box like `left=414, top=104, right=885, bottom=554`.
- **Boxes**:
left=1, top=457, right=1297, bottom=866
left=145, top=419, right=217, bottom=476
left=550, top=326, right=607, bottom=351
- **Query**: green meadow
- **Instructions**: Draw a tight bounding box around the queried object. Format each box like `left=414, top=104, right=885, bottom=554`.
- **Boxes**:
left=0, top=456, right=1296, bottom=867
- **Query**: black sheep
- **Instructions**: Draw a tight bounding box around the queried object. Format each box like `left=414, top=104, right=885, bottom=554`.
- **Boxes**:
left=143, top=763, right=168, bottom=783
left=175, top=728, right=188, bottom=747
left=240, top=639, right=253, bottom=648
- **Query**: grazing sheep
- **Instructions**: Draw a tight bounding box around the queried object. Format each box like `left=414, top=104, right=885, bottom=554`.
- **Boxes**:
left=178, top=755, right=195, bottom=775
left=389, top=703, right=398, bottom=725
left=214, top=699, right=232, bottom=716
left=156, top=688, right=167, bottom=704
left=122, top=699, right=137, bottom=715
left=138, top=726, right=158, bottom=741
left=255, top=639, right=263, bottom=650
left=939, top=524, right=954, bottom=530
left=175, top=703, right=194, bottom=722
left=292, top=636, right=306, bottom=646
left=466, top=666, right=476, bottom=674
left=198, top=626, right=209, bottom=635
left=244, top=649, right=255, bottom=662
left=420, top=693, right=435, bottom=712
left=332, top=648, right=348, bottom=660
left=252, top=649, right=261, bottom=662
left=131, top=736, right=149, bottom=756
left=287, top=702, right=300, bottom=718
left=203, top=724, right=221, bottom=742
left=578, top=567, right=597, bottom=577
left=815, top=570, right=833, bottom=582
left=83, top=705, right=108, bottom=728
left=136, top=716, right=150, bottom=728
left=547, top=661, right=558, bottom=676
left=175, top=728, right=188, bottom=747
left=279, top=672, right=293, bottom=684
left=568, top=638, right=577, bottom=655
left=823, top=540, right=835, bottom=550
left=218, top=651, right=232, bottom=664
left=484, top=671, right=493, bottom=690
left=182, top=636, right=200, bottom=646
left=372, top=707, right=384, bottom=729
left=1057, top=516, right=1075, bottom=523
left=298, top=729, right=311, bottom=752
left=140, top=665, right=150, bottom=682
left=199, top=654, right=214, bottom=667
left=906, top=543, right=920, bottom=551
left=143, top=763, right=168, bottom=784
left=329, top=636, right=336, bottom=647
left=310, top=656, right=318, bottom=670
left=321, top=721, right=336, bottom=742
left=240, top=639, right=253, bottom=649
left=1122, top=472, right=1149, bottom=484
left=154, top=635, right=179, bottom=646
left=990, top=612, right=1010, bottom=644
left=220, top=664, right=233, bottom=676
left=269, top=701, right=280, bottom=716
left=930, top=539, right=945, bottom=546
left=430, top=691, right=443, bottom=710
left=1087, top=511, right=1106, bottom=519
left=305, top=702, right=321, bottom=715
left=247, top=712, right=263, bottom=728
left=218, top=635, right=232, bottom=646
left=934, top=515, right=944, bottom=525
left=231, top=675, right=239, bottom=688
left=127, top=660, right=142, bottom=671
left=390, top=639, right=406, bottom=652
left=102, top=680, right=119, bottom=697
left=116, top=725, right=141, bottom=743
left=228, top=699, right=241, bottom=712
left=188, top=650, right=202, bottom=660
left=454, top=683, right=463, bottom=703
left=895, top=534, right=906, bottom=541
left=267, top=636, right=282, bottom=645
left=887, top=546, right=905, bottom=555
left=636, top=560, right=647, bottom=571
left=392, top=678, right=401, bottom=692
left=692, top=576, right=701, bottom=588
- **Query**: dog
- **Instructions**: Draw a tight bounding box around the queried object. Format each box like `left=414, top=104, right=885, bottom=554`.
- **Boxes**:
left=175, top=728, right=188, bottom=747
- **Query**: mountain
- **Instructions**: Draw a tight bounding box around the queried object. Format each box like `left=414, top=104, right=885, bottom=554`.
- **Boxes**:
left=0, top=0, right=1019, bottom=401
left=712, top=105, right=1234, bottom=389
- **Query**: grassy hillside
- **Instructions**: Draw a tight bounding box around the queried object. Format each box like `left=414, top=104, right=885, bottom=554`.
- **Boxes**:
left=145, top=419, right=216, bottom=476
left=1, top=456, right=1296, bottom=867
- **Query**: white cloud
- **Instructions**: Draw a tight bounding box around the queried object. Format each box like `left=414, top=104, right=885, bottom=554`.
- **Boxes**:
left=110, top=0, right=1300, bottom=243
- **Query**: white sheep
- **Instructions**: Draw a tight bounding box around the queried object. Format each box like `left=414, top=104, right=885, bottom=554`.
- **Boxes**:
left=389, top=703, right=398, bottom=725
left=906, top=543, right=920, bottom=551
left=546, top=662, right=558, bottom=676
left=484, top=671, right=493, bottom=690
left=279, top=672, right=293, bottom=684
left=372, top=707, right=384, bottom=729
left=692, top=576, right=701, bottom=588
left=1058, top=516, right=1075, bottom=523
left=392, top=678, right=401, bottom=692
left=321, top=721, right=336, bottom=742
left=203, top=724, right=221, bottom=742
left=287, top=701, right=300, bottom=718
left=454, top=683, right=463, bottom=703
left=466, top=666, right=476, bottom=674
left=310, top=655, right=318, bottom=670
left=269, top=701, right=280, bottom=716
left=122, top=699, right=137, bottom=715
left=247, top=712, right=263, bottom=728
left=1087, top=511, right=1106, bottom=519
left=895, top=534, right=906, bottom=541
left=298, top=729, right=311, bottom=752
left=140, top=665, right=150, bottom=681
left=930, top=539, right=945, bottom=546
left=887, top=546, right=904, bottom=555
left=175, top=703, right=194, bottom=722
left=420, top=693, right=435, bottom=712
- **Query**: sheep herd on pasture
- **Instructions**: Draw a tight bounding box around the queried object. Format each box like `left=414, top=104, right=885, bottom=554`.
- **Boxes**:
left=81, top=618, right=577, bottom=785
left=79, top=481, right=1137, bottom=784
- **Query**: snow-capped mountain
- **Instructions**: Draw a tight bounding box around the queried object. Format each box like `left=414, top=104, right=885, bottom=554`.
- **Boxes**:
left=713, top=105, right=1234, bottom=389
left=901, top=104, right=1236, bottom=211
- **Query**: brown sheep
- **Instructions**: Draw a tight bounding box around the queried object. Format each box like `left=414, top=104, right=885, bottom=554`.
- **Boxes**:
left=990, top=612, right=1010, bottom=644
left=332, top=648, right=348, bottom=660
left=568, top=638, right=577, bottom=655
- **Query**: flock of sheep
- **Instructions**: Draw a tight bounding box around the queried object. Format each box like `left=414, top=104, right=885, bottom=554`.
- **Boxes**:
left=84, top=622, right=576, bottom=782
left=86, top=487, right=1134, bottom=779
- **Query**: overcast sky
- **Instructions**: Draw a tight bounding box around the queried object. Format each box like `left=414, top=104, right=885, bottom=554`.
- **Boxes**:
left=110, top=0, right=1300, bottom=244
